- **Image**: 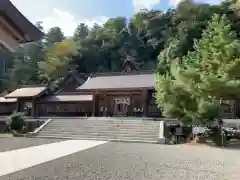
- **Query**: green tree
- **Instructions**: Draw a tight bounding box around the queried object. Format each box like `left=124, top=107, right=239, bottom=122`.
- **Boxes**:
left=45, top=27, right=65, bottom=47
left=7, top=54, right=36, bottom=90
left=156, top=14, right=240, bottom=124
left=73, top=23, right=89, bottom=42
left=2, top=0, right=240, bottom=96
left=4, top=22, right=45, bottom=91
left=38, top=39, right=78, bottom=83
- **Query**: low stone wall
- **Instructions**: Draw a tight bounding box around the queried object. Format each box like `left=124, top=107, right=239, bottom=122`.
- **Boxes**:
left=24, top=121, right=45, bottom=133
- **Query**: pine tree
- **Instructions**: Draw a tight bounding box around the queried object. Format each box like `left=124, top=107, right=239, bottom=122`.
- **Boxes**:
left=156, top=14, right=240, bottom=124
left=179, top=14, right=240, bottom=100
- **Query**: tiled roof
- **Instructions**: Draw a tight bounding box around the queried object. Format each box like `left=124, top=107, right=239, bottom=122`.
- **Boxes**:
left=77, top=72, right=156, bottom=90
left=0, top=0, right=44, bottom=42
left=43, top=94, right=93, bottom=102
left=0, top=97, right=17, bottom=103
left=5, top=85, right=47, bottom=98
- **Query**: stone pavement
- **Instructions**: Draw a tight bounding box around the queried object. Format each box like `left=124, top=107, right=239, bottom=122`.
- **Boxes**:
left=1, top=138, right=240, bottom=180
left=0, top=139, right=107, bottom=177
left=0, top=137, right=62, bottom=152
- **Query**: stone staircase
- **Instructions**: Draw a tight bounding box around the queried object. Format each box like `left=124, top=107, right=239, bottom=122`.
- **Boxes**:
left=37, top=117, right=160, bottom=143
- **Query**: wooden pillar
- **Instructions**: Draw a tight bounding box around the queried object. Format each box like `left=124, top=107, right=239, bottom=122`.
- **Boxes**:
left=129, top=93, right=133, bottom=116
left=232, top=100, right=236, bottom=119
left=92, top=92, right=96, bottom=116
left=103, top=94, right=107, bottom=117
left=16, top=100, right=20, bottom=112
left=31, top=100, right=35, bottom=118
left=142, top=89, right=148, bottom=117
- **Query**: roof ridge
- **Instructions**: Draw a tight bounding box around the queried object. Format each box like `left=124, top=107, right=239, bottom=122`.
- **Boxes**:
left=18, top=84, right=47, bottom=88
left=91, top=70, right=155, bottom=77
left=77, top=71, right=156, bottom=90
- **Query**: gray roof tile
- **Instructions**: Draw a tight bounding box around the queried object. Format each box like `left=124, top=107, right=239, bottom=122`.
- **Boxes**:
left=77, top=73, right=156, bottom=90
left=5, top=86, right=47, bottom=98
left=0, top=97, right=17, bottom=103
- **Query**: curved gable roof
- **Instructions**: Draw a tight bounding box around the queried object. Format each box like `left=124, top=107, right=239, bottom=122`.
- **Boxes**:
left=5, top=85, right=47, bottom=98
left=77, top=72, right=156, bottom=90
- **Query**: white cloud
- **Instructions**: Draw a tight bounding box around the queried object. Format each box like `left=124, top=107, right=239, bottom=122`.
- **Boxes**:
left=199, top=0, right=223, bottom=4
left=169, top=0, right=222, bottom=6
left=168, top=0, right=183, bottom=6
left=40, top=8, right=108, bottom=36
left=132, top=0, right=160, bottom=12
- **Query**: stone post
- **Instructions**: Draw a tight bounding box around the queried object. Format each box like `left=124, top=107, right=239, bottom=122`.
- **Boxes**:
left=158, top=120, right=166, bottom=144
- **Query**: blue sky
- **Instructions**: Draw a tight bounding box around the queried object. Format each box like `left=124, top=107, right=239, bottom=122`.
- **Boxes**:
left=11, top=0, right=222, bottom=36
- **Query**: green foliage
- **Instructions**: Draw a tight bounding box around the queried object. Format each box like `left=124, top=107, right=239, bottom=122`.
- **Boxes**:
left=157, top=38, right=181, bottom=75
left=2, top=0, right=240, bottom=97
left=45, top=27, right=65, bottom=47
left=7, top=112, right=26, bottom=132
left=156, top=13, right=240, bottom=124
left=210, top=127, right=230, bottom=147
left=7, top=54, right=36, bottom=90
left=73, top=23, right=89, bottom=42
left=38, top=40, right=78, bottom=82
left=179, top=14, right=240, bottom=99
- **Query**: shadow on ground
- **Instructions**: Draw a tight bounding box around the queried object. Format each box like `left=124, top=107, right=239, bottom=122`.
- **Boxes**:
left=195, top=140, right=240, bottom=150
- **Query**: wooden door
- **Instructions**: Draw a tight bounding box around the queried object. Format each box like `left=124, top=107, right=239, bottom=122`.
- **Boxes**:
left=113, top=97, right=130, bottom=116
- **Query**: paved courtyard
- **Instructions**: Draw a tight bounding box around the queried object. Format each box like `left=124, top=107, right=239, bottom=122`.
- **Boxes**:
left=0, top=138, right=240, bottom=180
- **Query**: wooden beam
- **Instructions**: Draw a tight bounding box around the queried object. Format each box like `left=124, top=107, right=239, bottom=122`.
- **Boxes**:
left=103, top=94, right=107, bottom=117
left=129, top=93, right=133, bottom=116
left=92, top=92, right=96, bottom=116
left=0, top=16, right=24, bottom=41
left=142, top=89, right=148, bottom=117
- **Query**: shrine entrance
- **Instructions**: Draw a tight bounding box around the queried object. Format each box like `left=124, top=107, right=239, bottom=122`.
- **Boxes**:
left=23, top=102, right=32, bottom=116
left=113, top=97, right=130, bottom=116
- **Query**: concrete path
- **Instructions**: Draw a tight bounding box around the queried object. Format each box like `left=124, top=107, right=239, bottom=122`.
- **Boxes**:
left=0, top=140, right=107, bottom=177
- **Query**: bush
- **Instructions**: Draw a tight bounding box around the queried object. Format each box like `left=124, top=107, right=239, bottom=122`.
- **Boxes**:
left=7, top=112, right=26, bottom=133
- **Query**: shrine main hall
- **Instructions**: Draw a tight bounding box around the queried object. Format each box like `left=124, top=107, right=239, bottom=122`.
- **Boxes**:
left=0, top=60, right=162, bottom=118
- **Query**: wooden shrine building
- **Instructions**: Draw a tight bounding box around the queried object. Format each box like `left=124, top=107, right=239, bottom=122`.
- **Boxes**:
left=0, top=0, right=44, bottom=116
left=0, top=59, right=239, bottom=119
left=0, top=0, right=44, bottom=75
left=0, top=0, right=43, bottom=51
left=76, top=71, right=158, bottom=117
left=0, top=59, right=162, bottom=118
left=36, top=60, right=161, bottom=117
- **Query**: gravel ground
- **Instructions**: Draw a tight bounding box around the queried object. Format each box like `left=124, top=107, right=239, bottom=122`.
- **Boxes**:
left=0, top=137, right=63, bottom=152
left=1, top=142, right=240, bottom=180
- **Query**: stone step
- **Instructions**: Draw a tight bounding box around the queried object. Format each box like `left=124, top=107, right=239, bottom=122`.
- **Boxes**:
left=47, top=122, right=159, bottom=127
left=47, top=124, right=159, bottom=128
left=48, top=120, right=158, bottom=123
left=41, top=128, right=158, bottom=133
left=48, top=122, right=159, bottom=128
left=39, top=130, right=158, bottom=137
left=37, top=134, right=158, bottom=143
left=36, top=119, right=160, bottom=143
left=44, top=127, right=158, bottom=133
left=49, top=119, right=159, bottom=124
left=46, top=124, right=159, bottom=130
